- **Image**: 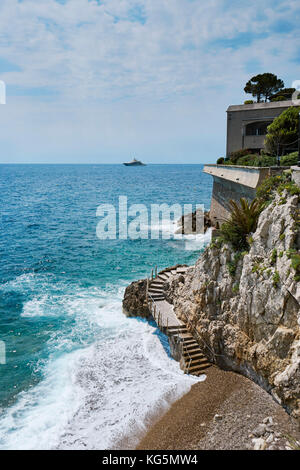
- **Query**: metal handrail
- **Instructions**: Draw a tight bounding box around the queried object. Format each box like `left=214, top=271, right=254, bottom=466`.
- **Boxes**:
left=147, top=265, right=228, bottom=370
left=147, top=268, right=196, bottom=374
left=181, top=310, right=227, bottom=362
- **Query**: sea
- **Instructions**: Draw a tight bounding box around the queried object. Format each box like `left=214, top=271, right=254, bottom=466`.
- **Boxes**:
left=0, top=164, right=212, bottom=450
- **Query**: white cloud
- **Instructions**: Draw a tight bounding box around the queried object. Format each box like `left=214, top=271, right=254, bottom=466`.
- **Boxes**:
left=0, top=0, right=299, bottom=162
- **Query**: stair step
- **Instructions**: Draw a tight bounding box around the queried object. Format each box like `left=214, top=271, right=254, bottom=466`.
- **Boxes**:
left=171, top=270, right=177, bottom=275
left=150, top=282, right=164, bottom=287
left=185, top=357, right=207, bottom=367
left=148, top=288, right=164, bottom=294
left=167, top=324, right=186, bottom=330
left=183, top=351, right=205, bottom=360
left=168, top=331, right=188, bottom=338
left=157, top=274, right=170, bottom=281
left=183, top=342, right=199, bottom=350
left=183, top=338, right=197, bottom=344
left=193, top=368, right=212, bottom=377
left=183, top=347, right=203, bottom=355
left=185, top=363, right=211, bottom=373
left=176, top=267, right=189, bottom=274
left=167, top=328, right=187, bottom=335
left=178, top=334, right=194, bottom=340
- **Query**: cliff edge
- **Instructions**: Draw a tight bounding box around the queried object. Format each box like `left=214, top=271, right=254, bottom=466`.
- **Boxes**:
left=168, top=190, right=300, bottom=418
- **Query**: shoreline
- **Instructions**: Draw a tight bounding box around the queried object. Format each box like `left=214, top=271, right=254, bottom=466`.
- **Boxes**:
left=136, top=366, right=300, bottom=451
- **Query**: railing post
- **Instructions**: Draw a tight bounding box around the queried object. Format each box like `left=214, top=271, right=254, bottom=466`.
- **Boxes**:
left=146, top=278, right=149, bottom=306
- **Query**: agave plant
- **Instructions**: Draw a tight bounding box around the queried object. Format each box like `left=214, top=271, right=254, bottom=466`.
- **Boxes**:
left=220, top=198, right=265, bottom=250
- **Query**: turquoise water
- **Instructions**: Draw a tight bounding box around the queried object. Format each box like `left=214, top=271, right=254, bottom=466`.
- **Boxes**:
left=0, top=164, right=212, bottom=449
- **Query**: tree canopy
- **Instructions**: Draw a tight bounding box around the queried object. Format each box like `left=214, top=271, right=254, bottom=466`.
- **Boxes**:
left=244, top=73, right=284, bottom=102
left=270, top=88, right=296, bottom=102
left=264, top=106, right=299, bottom=156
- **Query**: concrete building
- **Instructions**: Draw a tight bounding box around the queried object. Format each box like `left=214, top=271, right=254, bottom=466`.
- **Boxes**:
left=226, top=99, right=299, bottom=157
left=203, top=99, right=300, bottom=230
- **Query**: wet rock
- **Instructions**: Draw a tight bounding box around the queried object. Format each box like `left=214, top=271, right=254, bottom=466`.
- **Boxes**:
left=176, top=210, right=211, bottom=235
left=122, top=279, right=151, bottom=318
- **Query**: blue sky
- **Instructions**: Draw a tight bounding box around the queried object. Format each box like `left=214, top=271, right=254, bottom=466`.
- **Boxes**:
left=0, top=0, right=299, bottom=163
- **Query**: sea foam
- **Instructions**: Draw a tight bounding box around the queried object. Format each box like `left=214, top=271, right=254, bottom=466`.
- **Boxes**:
left=0, top=280, right=205, bottom=450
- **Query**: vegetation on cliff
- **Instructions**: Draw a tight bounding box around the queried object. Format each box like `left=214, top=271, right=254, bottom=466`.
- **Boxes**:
left=219, top=198, right=264, bottom=250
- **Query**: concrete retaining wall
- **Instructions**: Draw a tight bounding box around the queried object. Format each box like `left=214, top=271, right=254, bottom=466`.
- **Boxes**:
left=203, top=165, right=289, bottom=227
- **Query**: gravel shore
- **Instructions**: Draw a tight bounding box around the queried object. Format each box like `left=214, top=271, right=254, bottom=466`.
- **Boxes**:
left=137, top=366, right=300, bottom=450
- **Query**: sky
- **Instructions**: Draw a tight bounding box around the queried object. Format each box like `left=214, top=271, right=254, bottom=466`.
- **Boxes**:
left=0, top=0, right=299, bottom=164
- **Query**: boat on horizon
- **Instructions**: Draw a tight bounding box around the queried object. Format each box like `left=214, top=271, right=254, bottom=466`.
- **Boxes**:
left=123, top=158, right=146, bottom=166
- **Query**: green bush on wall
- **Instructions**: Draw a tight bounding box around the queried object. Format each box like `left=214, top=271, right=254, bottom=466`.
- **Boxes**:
left=236, top=154, right=277, bottom=167
left=280, top=152, right=298, bottom=167
left=229, top=148, right=254, bottom=164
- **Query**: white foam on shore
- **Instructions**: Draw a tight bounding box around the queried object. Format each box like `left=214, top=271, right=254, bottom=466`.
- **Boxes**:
left=183, top=227, right=212, bottom=251
left=0, top=277, right=205, bottom=450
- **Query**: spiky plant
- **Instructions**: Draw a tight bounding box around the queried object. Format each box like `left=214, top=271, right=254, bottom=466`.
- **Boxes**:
left=220, top=198, right=265, bottom=250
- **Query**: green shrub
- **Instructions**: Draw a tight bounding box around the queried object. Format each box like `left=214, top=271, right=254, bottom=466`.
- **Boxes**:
left=244, top=100, right=254, bottom=104
left=232, top=283, right=240, bottom=294
left=247, top=235, right=254, bottom=245
left=271, top=95, right=286, bottom=102
left=271, top=249, right=277, bottom=265
left=220, top=198, right=264, bottom=250
left=227, top=252, right=243, bottom=277
left=252, top=263, right=260, bottom=274
left=236, top=154, right=276, bottom=167
left=290, top=253, right=300, bottom=280
left=272, top=271, right=280, bottom=287
left=217, top=157, right=225, bottom=164
left=235, top=154, right=259, bottom=166
left=277, top=181, right=300, bottom=196
left=287, top=248, right=297, bottom=259
left=280, top=152, right=298, bottom=167
left=256, top=173, right=290, bottom=203
left=229, top=148, right=253, bottom=164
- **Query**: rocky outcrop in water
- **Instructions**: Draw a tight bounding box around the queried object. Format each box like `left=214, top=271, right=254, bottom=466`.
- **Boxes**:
left=122, top=279, right=151, bottom=318
left=176, top=210, right=211, bottom=234
left=169, top=191, right=300, bottom=418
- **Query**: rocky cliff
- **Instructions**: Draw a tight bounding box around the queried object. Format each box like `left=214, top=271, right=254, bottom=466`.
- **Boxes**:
left=122, top=189, right=300, bottom=419
left=167, top=190, right=300, bottom=418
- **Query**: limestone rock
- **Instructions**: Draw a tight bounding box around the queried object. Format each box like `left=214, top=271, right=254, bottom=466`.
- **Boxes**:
left=252, top=438, right=267, bottom=450
left=170, top=192, right=300, bottom=417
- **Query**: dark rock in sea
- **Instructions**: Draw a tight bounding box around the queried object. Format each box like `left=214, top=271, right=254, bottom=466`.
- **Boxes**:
left=176, top=210, right=211, bottom=235
left=122, top=279, right=152, bottom=319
